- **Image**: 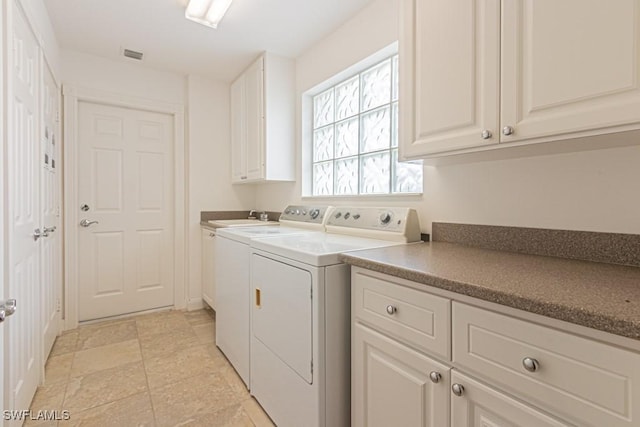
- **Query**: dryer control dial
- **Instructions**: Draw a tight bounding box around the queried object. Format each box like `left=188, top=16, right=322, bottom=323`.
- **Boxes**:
left=379, top=212, right=393, bottom=225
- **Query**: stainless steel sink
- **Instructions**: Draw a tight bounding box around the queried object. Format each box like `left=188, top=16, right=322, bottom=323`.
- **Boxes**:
left=207, top=219, right=279, bottom=227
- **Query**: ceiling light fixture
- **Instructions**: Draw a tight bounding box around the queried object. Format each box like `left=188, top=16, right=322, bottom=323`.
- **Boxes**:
left=185, top=0, right=234, bottom=29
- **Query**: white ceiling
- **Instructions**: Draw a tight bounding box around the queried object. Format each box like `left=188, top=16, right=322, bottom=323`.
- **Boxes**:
left=44, top=0, right=375, bottom=82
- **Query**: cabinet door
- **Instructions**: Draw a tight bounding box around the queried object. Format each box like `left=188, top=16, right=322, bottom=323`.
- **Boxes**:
left=230, top=75, right=246, bottom=182
left=245, top=57, right=264, bottom=180
left=399, top=0, right=500, bottom=158
left=501, top=0, right=640, bottom=143
left=201, top=229, right=215, bottom=309
left=451, top=371, right=569, bottom=427
left=352, top=322, right=450, bottom=427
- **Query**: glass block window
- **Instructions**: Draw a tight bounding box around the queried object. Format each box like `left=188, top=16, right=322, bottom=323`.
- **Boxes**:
left=312, top=55, right=422, bottom=196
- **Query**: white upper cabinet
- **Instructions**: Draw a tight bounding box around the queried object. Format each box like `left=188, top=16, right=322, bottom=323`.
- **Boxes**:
left=231, top=53, right=295, bottom=183
left=400, top=0, right=640, bottom=159
left=399, top=0, right=500, bottom=157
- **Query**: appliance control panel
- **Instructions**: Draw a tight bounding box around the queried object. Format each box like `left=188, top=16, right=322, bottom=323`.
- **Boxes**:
left=325, top=207, right=422, bottom=242
left=279, top=205, right=330, bottom=224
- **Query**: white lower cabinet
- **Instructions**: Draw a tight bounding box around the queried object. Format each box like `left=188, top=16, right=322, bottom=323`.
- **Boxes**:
left=352, top=322, right=450, bottom=427
left=351, top=267, right=640, bottom=427
left=450, top=371, right=569, bottom=427
left=201, top=228, right=216, bottom=310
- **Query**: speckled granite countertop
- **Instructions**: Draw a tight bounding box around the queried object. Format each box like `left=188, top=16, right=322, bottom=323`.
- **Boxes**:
left=340, top=242, right=640, bottom=340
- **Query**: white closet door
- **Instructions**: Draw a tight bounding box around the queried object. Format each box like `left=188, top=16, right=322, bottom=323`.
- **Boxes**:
left=41, top=61, right=61, bottom=360
left=77, top=101, right=175, bottom=321
left=8, top=3, right=42, bottom=412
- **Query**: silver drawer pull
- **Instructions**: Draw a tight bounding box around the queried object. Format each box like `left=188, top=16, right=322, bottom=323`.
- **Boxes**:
left=452, top=383, right=465, bottom=397
left=429, top=371, right=441, bottom=383
left=386, top=305, right=397, bottom=315
left=522, top=357, right=540, bottom=373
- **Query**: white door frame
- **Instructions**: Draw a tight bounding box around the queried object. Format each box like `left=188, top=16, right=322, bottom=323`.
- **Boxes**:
left=62, top=85, right=187, bottom=330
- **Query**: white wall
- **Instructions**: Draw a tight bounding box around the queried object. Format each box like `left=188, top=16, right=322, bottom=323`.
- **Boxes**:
left=19, top=0, right=61, bottom=77
left=256, top=0, right=640, bottom=235
left=61, top=50, right=185, bottom=105
left=186, top=74, right=255, bottom=308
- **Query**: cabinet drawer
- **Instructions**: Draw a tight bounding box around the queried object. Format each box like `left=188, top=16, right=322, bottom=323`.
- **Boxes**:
left=352, top=270, right=450, bottom=360
left=453, top=302, right=640, bottom=427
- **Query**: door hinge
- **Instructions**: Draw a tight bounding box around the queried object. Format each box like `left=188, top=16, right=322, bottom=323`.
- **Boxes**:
left=310, top=287, right=313, bottom=300
left=55, top=110, right=60, bottom=123
left=56, top=299, right=61, bottom=312
left=311, top=360, right=313, bottom=375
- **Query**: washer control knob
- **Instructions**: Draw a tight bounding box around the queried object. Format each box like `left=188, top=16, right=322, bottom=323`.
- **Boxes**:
left=295, top=209, right=300, bottom=215
left=353, top=214, right=361, bottom=220
left=379, top=212, right=392, bottom=225
left=310, top=209, right=320, bottom=219
left=302, top=210, right=307, bottom=215
left=344, top=212, right=351, bottom=219
left=334, top=212, right=342, bottom=219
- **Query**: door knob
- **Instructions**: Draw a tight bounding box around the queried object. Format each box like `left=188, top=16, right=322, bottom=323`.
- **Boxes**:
left=80, top=219, right=99, bottom=227
left=33, top=228, right=47, bottom=240
left=1, top=299, right=16, bottom=317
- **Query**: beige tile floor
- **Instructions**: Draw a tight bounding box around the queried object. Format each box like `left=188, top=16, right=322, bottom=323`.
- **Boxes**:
left=28, top=308, right=275, bottom=427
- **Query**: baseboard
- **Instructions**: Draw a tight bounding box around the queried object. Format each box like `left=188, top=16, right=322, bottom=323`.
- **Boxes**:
left=187, top=298, right=205, bottom=311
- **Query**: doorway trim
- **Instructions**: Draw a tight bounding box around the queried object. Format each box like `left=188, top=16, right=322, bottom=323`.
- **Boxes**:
left=62, top=85, right=187, bottom=330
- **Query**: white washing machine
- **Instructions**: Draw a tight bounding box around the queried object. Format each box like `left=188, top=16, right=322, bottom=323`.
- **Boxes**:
left=249, top=207, right=421, bottom=427
left=214, top=206, right=331, bottom=387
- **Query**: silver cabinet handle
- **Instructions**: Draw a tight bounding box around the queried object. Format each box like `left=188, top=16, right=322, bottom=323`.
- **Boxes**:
left=429, top=371, right=441, bottom=383
left=522, top=357, right=540, bottom=372
left=502, top=125, right=514, bottom=136
left=386, top=305, right=397, bottom=315
left=44, top=226, right=57, bottom=234
left=0, top=309, right=5, bottom=322
left=80, top=219, right=99, bottom=227
left=452, top=383, right=465, bottom=397
left=481, top=130, right=492, bottom=139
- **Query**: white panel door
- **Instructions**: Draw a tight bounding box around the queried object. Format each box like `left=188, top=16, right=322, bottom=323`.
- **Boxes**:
left=7, top=3, right=42, bottom=413
left=244, top=57, right=264, bottom=180
left=352, top=323, right=450, bottom=427
left=77, top=102, right=174, bottom=321
left=451, top=371, right=569, bottom=427
left=201, top=229, right=216, bottom=310
left=400, top=0, right=500, bottom=157
left=501, top=0, right=640, bottom=143
left=40, top=62, right=60, bottom=360
left=230, top=75, right=246, bottom=182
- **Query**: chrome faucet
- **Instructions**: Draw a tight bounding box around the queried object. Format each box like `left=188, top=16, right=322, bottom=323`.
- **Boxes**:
left=248, top=210, right=258, bottom=219
left=259, top=211, right=269, bottom=221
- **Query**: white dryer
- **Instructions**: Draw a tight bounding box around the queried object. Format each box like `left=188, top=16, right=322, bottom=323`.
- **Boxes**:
left=249, top=207, right=421, bottom=427
left=214, top=206, right=330, bottom=387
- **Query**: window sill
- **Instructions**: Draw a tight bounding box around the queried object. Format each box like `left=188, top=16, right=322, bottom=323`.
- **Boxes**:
left=301, top=193, right=423, bottom=201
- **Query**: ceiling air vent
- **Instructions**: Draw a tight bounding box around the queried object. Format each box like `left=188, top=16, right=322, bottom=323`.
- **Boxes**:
left=123, top=49, right=144, bottom=61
